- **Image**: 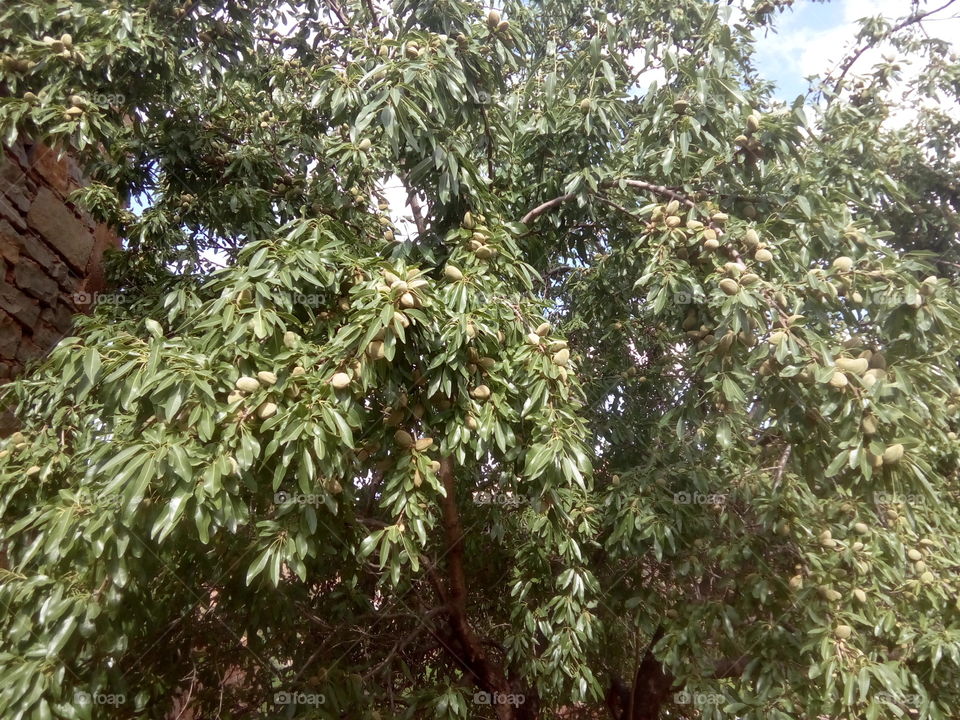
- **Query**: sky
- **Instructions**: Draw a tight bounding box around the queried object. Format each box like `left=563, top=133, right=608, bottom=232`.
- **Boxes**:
left=754, top=0, right=960, bottom=102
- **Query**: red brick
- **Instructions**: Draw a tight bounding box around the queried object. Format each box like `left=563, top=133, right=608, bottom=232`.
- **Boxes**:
left=15, top=336, right=42, bottom=362
left=0, top=158, right=32, bottom=214
left=0, top=278, right=41, bottom=327
left=0, top=195, right=26, bottom=231
left=0, top=310, right=21, bottom=358
left=40, top=303, right=74, bottom=335
left=27, top=187, right=93, bottom=272
left=15, top=258, right=60, bottom=304
left=27, top=145, right=74, bottom=196
left=0, top=221, right=22, bottom=264
left=31, top=321, right=63, bottom=353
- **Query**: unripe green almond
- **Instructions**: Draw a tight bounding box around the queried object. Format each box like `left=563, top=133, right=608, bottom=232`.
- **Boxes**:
left=227, top=390, right=244, bottom=404
left=746, top=113, right=761, bottom=133
left=26, top=465, right=41, bottom=476
left=462, top=211, right=475, bottom=229
left=704, top=238, right=720, bottom=251
left=710, top=212, right=728, bottom=224
left=535, top=322, right=551, bottom=336
left=850, top=291, right=864, bottom=304
left=832, top=256, right=854, bottom=272
left=478, top=356, right=496, bottom=369
left=552, top=348, right=570, bottom=366
left=283, top=331, right=299, bottom=348
left=256, top=371, right=278, bottom=386
left=852, top=522, right=869, bottom=537
left=430, top=460, right=441, bottom=473
left=367, top=340, right=385, bottom=359
left=548, top=340, right=568, bottom=351
left=852, top=541, right=864, bottom=551
left=754, top=248, right=773, bottom=263
left=703, top=228, right=718, bottom=241
left=665, top=215, right=682, bottom=228
left=579, top=98, right=591, bottom=111
left=236, top=376, right=261, bottom=393
left=948, top=432, right=957, bottom=441
left=835, top=357, right=868, bottom=375
left=744, top=228, right=760, bottom=247
left=394, top=430, right=415, bottom=448
left=475, top=245, right=496, bottom=259
left=920, top=571, right=935, bottom=584
left=291, top=366, right=306, bottom=377
left=357, top=138, right=371, bottom=151
left=788, top=574, right=803, bottom=589
left=820, top=537, right=837, bottom=549
left=399, top=292, right=416, bottom=308
left=487, top=9, right=501, bottom=27
left=852, top=588, right=867, bottom=603
left=740, top=273, right=760, bottom=286
left=834, top=624, right=853, bottom=640
left=257, top=402, right=278, bottom=419
left=526, top=332, right=542, bottom=345
left=470, top=384, right=491, bottom=400
left=330, top=372, right=351, bottom=389
left=818, top=586, right=841, bottom=601
left=665, top=199, right=680, bottom=215
left=828, top=372, right=848, bottom=389
left=496, top=19, right=509, bottom=31
left=465, top=415, right=479, bottom=430
left=882, top=443, right=904, bottom=465
left=444, top=265, right=464, bottom=281
left=719, top=278, right=740, bottom=296
left=907, top=548, right=923, bottom=561
left=686, top=219, right=704, bottom=230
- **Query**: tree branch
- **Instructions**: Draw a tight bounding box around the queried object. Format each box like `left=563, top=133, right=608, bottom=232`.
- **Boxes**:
left=520, top=178, right=696, bottom=226
left=829, top=0, right=958, bottom=96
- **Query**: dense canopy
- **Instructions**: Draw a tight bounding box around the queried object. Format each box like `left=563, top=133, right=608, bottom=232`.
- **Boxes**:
left=1, top=0, right=959, bottom=718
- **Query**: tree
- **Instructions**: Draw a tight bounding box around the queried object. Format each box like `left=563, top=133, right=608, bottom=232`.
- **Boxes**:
left=1, top=0, right=959, bottom=718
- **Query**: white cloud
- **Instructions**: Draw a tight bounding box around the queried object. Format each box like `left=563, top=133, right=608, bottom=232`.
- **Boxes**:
left=756, top=0, right=960, bottom=128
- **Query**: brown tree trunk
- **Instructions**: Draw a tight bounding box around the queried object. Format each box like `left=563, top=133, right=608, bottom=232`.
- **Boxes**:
left=437, top=457, right=533, bottom=720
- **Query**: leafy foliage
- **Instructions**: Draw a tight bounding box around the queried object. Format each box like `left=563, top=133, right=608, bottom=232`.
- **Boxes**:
left=1, top=0, right=959, bottom=719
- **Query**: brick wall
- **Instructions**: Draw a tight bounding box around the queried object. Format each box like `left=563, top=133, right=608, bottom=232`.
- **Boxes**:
left=0, top=139, right=118, bottom=431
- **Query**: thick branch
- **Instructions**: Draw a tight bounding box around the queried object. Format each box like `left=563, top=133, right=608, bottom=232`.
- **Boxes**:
left=520, top=179, right=694, bottom=226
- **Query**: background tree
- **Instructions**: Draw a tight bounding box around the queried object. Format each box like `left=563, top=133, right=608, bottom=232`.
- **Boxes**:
left=1, top=0, right=959, bottom=719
